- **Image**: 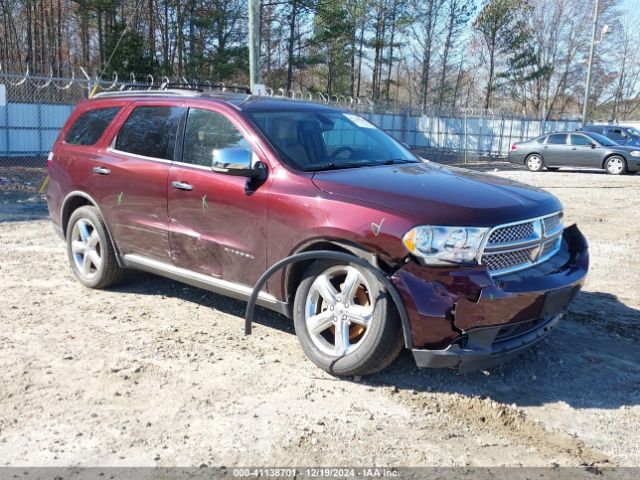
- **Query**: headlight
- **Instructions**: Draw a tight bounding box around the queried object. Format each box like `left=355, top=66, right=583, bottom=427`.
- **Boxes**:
left=630, top=151, right=640, bottom=157
left=402, top=226, right=489, bottom=265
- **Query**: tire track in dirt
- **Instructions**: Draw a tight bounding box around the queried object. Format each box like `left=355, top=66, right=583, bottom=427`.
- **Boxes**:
left=397, top=391, right=611, bottom=466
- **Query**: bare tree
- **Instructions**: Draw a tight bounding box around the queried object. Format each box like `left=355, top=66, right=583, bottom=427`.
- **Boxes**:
left=0, top=0, right=635, bottom=120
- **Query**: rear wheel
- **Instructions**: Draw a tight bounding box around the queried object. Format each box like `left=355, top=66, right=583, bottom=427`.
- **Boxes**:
left=66, top=206, right=123, bottom=289
left=293, top=260, right=403, bottom=376
left=604, top=155, right=626, bottom=175
left=525, top=154, right=544, bottom=172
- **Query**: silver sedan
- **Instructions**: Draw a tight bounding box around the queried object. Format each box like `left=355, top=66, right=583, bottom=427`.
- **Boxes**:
left=508, top=131, right=640, bottom=175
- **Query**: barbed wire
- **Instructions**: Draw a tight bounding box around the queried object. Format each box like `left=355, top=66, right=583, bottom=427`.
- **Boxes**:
left=0, top=66, right=585, bottom=122
left=0, top=66, right=589, bottom=193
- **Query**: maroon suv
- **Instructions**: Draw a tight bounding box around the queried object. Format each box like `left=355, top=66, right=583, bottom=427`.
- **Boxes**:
left=46, top=90, right=589, bottom=376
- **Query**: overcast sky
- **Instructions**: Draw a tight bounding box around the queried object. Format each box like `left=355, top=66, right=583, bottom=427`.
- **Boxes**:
left=622, top=0, right=639, bottom=21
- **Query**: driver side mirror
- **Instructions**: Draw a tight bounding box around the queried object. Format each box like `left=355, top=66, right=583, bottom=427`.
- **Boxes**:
left=590, top=142, right=597, bottom=149
left=211, top=148, right=267, bottom=181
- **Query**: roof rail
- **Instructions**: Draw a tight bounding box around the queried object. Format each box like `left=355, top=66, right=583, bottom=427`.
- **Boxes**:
left=93, top=81, right=251, bottom=98
left=93, top=89, right=201, bottom=98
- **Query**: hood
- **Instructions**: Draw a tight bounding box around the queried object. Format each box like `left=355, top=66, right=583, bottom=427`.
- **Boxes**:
left=612, top=135, right=640, bottom=147
left=614, top=143, right=640, bottom=150
left=311, top=161, right=562, bottom=227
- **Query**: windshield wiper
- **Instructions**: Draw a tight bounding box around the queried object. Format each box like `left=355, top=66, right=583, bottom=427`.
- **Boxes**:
left=308, top=162, right=376, bottom=172
left=308, top=158, right=419, bottom=172
left=380, top=158, right=420, bottom=165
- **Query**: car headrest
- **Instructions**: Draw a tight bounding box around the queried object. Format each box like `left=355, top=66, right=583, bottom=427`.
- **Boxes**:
left=270, top=118, right=298, bottom=142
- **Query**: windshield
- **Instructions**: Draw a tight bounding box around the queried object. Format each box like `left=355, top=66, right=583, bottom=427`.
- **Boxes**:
left=627, top=127, right=640, bottom=138
left=583, top=131, right=618, bottom=147
left=245, top=110, right=418, bottom=171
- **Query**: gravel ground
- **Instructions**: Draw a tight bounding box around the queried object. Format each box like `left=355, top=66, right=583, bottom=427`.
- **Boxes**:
left=0, top=165, right=639, bottom=467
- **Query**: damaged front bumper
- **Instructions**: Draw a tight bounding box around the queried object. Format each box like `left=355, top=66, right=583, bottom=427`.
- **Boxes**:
left=411, top=313, right=564, bottom=371
left=391, top=224, right=589, bottom=371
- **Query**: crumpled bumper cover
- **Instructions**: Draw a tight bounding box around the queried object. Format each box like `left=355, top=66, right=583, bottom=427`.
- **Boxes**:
left=412, top=313, right=563, bottom=371
left=391, top=224, right=589, bottom=371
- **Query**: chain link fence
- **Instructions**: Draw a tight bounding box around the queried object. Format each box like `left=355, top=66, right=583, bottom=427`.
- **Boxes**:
left=0, top=70, right=583, bottom=193
left=359, top=110, right=581, bottom=164
left=0, top=72, right=91, bottom=193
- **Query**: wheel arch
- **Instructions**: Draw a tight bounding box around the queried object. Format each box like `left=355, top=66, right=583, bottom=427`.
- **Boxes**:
left=255, top=248, right=413, bottom=349
left=602, top=152, right=627, bottom=170
left=524, top=152, right=544, bottom=164
left=60, top=191, right=123, bottom=266
left=283, top=240, right=384, bottom=306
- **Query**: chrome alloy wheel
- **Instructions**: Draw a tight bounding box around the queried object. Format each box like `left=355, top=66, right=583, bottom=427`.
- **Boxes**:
left=304, top=265, right=374, bottom=357
left=70, top=218, right=102, bottom=279
left=606, top=156, right=624, bottom=174
left=527, top=154, right=543, bottom=171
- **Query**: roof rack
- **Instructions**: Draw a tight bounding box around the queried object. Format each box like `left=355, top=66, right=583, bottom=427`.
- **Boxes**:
left=93, top=89, right=199, bottom=98
left=93, top=81, right=252, bottom=98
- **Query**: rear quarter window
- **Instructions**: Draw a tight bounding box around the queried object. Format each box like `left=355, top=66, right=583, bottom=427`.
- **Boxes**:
left=65, top=107, right=121, bottom=145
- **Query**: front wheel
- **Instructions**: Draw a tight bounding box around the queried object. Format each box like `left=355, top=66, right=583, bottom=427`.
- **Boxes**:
left=293, top=260, right=403, bottom=376
left=604, top=156, right=627, bottom=175
left=525, top=154, right=544, bottom=172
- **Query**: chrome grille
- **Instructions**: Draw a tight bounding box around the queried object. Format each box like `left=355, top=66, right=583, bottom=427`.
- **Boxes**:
left=480, top=212, right=563, bottom=276
left=482, top=247, right=536, bottom=272
left=541, top=237, right=561, bottom=258
left=543, top=213, right=563, bottom=235
left=487, top=222, right=534, bottom=245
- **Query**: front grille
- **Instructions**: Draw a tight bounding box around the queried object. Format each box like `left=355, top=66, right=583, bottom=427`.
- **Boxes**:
left=487, top=221, right=534, bottom=245
left=543, top=212, right=563, bottom=235
left=482, top=247, right=536, bottom=272
left=541, top=237, right=561, bottom=258
left=480, top=212, right=563, bottom=276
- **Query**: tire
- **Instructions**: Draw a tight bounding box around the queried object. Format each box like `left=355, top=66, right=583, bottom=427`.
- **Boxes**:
left=66, top=206, right=124, bottom=289
left=604, top=155, right=627, bottom=175
left=293, top=259, right=403, bottom=376
left=525, top=154, right=544, bottom=172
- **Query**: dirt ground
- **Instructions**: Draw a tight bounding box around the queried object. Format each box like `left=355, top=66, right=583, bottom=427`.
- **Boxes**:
left=0, top=164, right=639, bottom=468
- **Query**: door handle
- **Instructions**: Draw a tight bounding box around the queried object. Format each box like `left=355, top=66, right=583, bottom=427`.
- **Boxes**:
left=92, top=166, right=111, bottom=175
left=571, top=147, right=577, bottom=150
left=171, top=181, right=193, bottom=191
left=544, top=146, right=549, bottom=149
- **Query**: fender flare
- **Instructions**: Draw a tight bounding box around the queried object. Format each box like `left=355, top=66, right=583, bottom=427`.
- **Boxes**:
left=245, top=250, right=413, bottom=349
left=282, top=239, right=380, bottom=305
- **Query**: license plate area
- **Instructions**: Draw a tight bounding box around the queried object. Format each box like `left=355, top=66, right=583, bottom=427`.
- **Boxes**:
left=541, top=285, right=579, bottom=318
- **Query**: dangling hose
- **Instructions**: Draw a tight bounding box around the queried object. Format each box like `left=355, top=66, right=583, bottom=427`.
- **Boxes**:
left=243, top=250, right=413, bottom=349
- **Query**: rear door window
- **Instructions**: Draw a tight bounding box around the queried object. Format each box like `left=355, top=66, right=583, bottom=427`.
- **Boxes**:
left=570, top=134, right=593, bottom=146
left=546, top=134, right=568, bottom=145
left=114, top=106, right=183, bottom=160
left=65, top=107, right=120, bottom=145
